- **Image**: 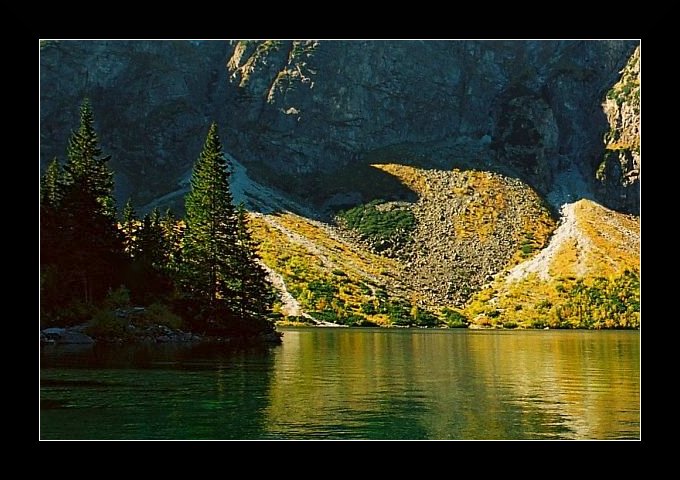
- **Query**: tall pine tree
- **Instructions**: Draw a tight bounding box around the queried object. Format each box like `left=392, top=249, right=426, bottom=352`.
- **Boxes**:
left=58, top=99, right=123, bottom=304
left=181, top=122, right=239, bottom=322
left=63, top=99, right=115, bottom=217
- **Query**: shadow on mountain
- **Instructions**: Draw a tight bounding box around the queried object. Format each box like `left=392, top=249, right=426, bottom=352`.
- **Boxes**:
left=240, top=137, right=611, bottom=223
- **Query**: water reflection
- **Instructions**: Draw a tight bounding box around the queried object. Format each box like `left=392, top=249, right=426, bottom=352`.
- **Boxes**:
left=41, top=343, right=277, bottom=439
left=264, top=329, right=639, bottom=439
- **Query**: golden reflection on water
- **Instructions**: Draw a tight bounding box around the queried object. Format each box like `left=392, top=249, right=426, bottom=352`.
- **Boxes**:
left=264, top=328, right=639, bottom=439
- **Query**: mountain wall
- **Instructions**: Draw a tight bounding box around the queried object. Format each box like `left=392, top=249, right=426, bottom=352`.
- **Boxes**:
left=40, top=40, right=639, bottom=213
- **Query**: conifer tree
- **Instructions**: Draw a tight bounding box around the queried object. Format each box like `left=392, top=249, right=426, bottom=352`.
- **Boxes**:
left=161, top=209, right=183, bottom=274
left=40, top=158, right=63, bottom=209
left=234, top=203, right=275, bottom=322
left=121, top=198, right=138, bottom=258
left=181, top=122, right=238, bottom=320
left=58, top=99, right=123, bottom=304
left=124, top=208, right=172, bottom=304
left=137, top=208, right=166, bottom=269
left=63, top=99, right=115, bottom=217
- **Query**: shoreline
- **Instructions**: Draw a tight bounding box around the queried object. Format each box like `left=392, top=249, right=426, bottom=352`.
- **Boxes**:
left=275, top=321, right=640, bottom=331
left=40, top=324, right=282, bottom=347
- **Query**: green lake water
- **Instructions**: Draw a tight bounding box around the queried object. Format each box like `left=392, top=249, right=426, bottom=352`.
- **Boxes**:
left=40, top=328, right=640, bottom=440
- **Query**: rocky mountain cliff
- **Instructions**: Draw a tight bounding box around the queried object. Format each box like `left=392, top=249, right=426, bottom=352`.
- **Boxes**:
left=41, top=40, right=638, bottom=213
left=596, top=46, right=640, bottom=212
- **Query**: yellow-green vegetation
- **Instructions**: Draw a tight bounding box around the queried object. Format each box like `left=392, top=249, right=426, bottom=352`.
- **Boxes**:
left=440, top=307, right=469, bottom=328
left=466, top=199, right=639, bottom=329
left=464, top=173, right=554, bottom=266
left=273, top=318, right=315, bottom=327
left=451, top=171, right=508, bottom=241
left=549, top=237, right=581, bottom=278
left=250, top=209, right=471, bottom=328
left=371, top=162, right=430, bottom=194
left=250, top=212, right=400, bottom=326
left=603, top=46, right=640, bottom=153
left=273, top=212, right=402, bottom=279
left=546, top=200, right=638, bottom=278
left=606, top=47, right=640, bottom=112
left=246, top=148, right=636, bottom=330
left=573, top=199, right=639, bottom=275
left=466, top=271, right=639, bottom=329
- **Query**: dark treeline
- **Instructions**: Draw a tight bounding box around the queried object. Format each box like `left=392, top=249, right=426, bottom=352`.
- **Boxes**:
left=40, top=100, right=276, bottom=339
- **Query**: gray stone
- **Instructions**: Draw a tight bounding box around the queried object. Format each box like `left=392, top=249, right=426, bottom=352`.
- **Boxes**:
left=42, top=327, right=94, bottom=344
left=40, top=332, right=55, bottom=344
left=42, top=327, right=65, bottom=336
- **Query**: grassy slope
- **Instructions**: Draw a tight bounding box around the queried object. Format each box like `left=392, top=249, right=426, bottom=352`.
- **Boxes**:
left=250, top=211, right=402, bottom=325
left=465, top=199, right=640, bottom=328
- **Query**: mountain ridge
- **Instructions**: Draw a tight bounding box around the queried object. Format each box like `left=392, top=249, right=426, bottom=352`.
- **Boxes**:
left=40, top=40, right=638, bottom=213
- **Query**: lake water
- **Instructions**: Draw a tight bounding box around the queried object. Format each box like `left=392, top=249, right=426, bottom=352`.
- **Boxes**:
left=40, top=328, right=640, bottom=440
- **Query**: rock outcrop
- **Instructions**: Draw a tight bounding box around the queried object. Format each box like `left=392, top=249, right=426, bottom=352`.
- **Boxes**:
left=596, top=46, right=640, bottom=214
left=41, top=327, right=94, bottom=344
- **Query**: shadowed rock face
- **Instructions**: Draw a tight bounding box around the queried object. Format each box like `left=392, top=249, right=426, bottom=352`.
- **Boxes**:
left=40, top=40, right=638, bottom=213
